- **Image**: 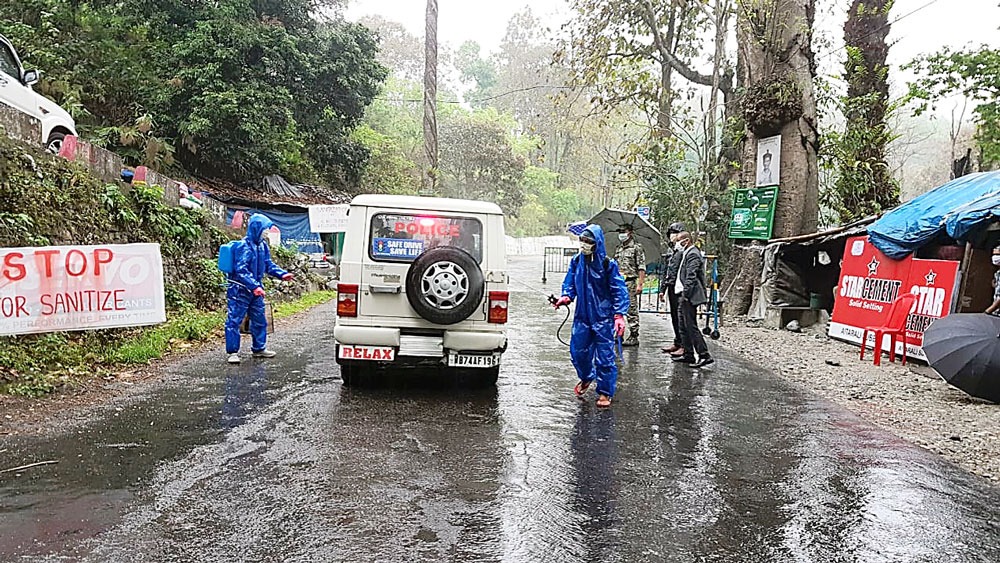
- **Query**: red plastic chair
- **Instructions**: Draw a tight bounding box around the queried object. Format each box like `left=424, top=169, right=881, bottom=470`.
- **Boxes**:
left=860, top=293, right=918, bottom=366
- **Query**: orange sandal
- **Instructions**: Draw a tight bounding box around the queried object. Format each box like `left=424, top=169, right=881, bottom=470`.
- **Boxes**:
left=596, top=395, right=612, bottom=408
left=574, top=380, right=591, bottom=398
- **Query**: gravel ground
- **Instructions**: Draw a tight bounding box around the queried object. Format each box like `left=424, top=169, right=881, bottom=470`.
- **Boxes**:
left=716, top=317, right=1000, bottom=483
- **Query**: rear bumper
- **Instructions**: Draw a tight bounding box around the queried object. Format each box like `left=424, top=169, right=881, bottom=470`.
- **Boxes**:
left=334, top=325, right=506, bottom=367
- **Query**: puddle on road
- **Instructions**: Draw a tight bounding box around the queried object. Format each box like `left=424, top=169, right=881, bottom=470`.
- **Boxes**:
left=0, top=332, right=320, bottom=559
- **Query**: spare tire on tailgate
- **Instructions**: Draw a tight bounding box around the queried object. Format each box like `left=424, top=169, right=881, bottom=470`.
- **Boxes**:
left=405, top=247, right=484, bottom=325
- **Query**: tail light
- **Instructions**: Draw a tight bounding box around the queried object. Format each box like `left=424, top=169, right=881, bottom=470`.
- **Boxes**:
left=338, top=284, right=358, bottom=317
left=488, top=291, right=509, bottom=324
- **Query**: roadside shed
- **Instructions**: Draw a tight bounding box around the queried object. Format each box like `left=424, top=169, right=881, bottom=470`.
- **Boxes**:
left=193, top=175, right=352, bottom=256
left=867, top=171, right=1000, bottom=313
left=749, top=216, right=877, bottom=327
left=822, top=172, right=1000, bottom=362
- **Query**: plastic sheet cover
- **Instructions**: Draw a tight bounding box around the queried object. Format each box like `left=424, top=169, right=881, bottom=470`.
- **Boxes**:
left=868, top=171, right=1000, bottom=259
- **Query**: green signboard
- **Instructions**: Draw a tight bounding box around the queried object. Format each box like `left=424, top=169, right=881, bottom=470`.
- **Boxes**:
left=729, top=186, right=778, bottom=240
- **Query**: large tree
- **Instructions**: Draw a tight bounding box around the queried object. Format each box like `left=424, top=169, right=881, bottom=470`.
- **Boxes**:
left=826, top=0, right=898, bottom=223
left=560, top=0, right=717, bottom=140
left=736, top=0, right=820, bottom=238
left=559, top=0, right=738, bottom=236
left=439, top=110, right=527, bottom=216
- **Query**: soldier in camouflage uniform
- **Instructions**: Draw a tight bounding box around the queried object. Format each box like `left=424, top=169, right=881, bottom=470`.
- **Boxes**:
left=614, top=224, right=646, bottom=346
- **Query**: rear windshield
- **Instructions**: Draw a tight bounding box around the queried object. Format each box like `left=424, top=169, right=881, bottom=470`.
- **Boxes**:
left=369, top=213, right=483, bottom=263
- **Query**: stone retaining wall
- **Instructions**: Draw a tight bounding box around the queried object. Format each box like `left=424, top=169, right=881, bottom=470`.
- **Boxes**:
left=0, top=102, right=41, bottom=146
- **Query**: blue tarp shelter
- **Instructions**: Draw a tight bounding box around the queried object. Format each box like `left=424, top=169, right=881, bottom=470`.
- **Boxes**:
left=868, top=171, right=1000, bottom=259
left=225, top=208, right=323, bottom=254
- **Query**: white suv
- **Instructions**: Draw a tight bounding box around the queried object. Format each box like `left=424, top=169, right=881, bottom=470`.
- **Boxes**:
left=0, top=34, right=77, bottom=153
left=334, top=195, right=510, bottom=386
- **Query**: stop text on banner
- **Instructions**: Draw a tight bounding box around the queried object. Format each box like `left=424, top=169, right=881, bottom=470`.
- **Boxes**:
left=0, top=244, right=166, bottom=336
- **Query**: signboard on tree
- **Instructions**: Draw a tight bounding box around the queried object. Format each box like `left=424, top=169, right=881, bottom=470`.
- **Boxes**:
left=728, top=186, right=778, bottom=240
left=0, top=244, right=166, bottom=336
left=829, top=236, right=960, bottom=361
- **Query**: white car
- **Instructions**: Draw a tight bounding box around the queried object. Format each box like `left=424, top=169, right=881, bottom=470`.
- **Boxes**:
left=334, top=195, right=510, bottom=386
left=0, top=34, right=77, bottom=153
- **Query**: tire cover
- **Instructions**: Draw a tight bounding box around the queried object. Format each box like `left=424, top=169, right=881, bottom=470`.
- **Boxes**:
left=405, top=246, right=485, bottom=325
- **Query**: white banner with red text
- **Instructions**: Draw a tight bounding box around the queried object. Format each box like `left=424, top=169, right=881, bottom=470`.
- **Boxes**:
left=0, top=244, right=166, bottom=336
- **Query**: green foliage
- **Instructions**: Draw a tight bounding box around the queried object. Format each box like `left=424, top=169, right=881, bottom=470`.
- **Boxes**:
left=93, top=114, right=175, bottom=170
left=455, top=41, right=498, bottom=106
left=822, top=0, right=898, bottom=224
left=270, top=243, right=298, bottom=266
left=439, top=108, right=528, bottom=215
left=741, top=77, right=804, bottom=135
left=821, top=98, right=900, bottom=224
left=0, top=333, right=88, bottom=397
left=0, top=212, right=50, bottom=246
left=273, top=290, right=337, bottom=319
left=0, top=136, right=118, bottom=246
left=102, top=310, right=224, bottom=365
left=507, top=166, right=594, bottom=236
left=351, top=124, right=421, bottom=194
left=907, top=47, right=1000, bottom=169
left=644, top=149, right=732, bottom=258
left=0, top=0, right=388, bottom=186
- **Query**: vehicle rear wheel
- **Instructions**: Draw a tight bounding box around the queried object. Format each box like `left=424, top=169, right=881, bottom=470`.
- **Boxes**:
left=340, top=363, right=368, bottom=387
left=406, top=247, right=485, bottom=325
left=45, top=131, right=67, bottom=154
left=454, top=366, right=500, bottom=388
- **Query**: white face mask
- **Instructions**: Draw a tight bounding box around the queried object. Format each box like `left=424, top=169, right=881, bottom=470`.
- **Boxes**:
left=580, top=241, right=595, bottom=255
left=618, top=233, right=630, bottom=242
left=993, top=255, right=1000, bottom=267
left=675, top=241, right=684, bottom=251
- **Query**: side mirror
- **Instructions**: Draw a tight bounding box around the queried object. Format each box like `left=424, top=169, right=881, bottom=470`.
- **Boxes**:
left=22, top=69, right=39, bottom=86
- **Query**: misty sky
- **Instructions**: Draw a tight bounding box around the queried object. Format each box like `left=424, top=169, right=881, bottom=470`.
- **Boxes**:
left=345, top=0, right=1000, bottom=74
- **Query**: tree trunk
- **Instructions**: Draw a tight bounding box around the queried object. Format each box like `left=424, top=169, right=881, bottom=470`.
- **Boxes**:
left=422, top=0, right=439, bottom=195
left=834, top=0, right=896, bottom=221
left=737, top=0, right=819, bottom=239
left=726, top=0, right=819, bottom=316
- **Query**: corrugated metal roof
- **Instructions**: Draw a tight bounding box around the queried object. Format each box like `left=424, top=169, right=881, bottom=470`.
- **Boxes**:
left=191, top=176, right=352, bottom=206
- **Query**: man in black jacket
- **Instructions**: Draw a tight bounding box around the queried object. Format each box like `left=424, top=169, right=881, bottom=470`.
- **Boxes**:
left=659, top=223, right=686, bottom=356
left=670, top=231, right=714, bottom=368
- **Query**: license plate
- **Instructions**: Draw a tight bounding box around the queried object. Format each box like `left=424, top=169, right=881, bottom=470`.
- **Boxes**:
left=338, top=345, right=396, bottom=362
left=447, top=353, right=500, bottom=368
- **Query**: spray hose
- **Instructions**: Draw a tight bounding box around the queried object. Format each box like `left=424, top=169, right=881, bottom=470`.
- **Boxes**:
left=547, top=294, right=572, bottom=347
left=511, top=275, right=624, bottom=362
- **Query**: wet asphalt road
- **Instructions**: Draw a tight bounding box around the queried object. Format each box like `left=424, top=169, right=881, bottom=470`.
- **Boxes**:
left=3, top=257, right=1000, bottom=562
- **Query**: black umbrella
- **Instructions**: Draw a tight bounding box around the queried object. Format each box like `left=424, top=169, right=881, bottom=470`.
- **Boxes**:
left=923, top=313, right=1000, bottom=403
left=587, top=208, right=661, bottom=265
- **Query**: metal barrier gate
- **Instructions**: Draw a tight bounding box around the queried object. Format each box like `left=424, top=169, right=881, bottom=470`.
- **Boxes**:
left=542, top=247, right=578, bottom=283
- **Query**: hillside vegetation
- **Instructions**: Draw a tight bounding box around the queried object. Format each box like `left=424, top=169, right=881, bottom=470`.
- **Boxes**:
left=0, top=135, right=324, bottom=396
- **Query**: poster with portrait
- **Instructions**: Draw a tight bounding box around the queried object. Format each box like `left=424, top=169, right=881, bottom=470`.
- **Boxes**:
left=756, top=135, right=781, bottom=187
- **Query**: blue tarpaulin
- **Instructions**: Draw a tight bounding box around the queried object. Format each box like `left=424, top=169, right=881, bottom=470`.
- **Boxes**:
left=226, top=208, right=323, bottom=254
left=867, top=171, right=1000, bottom=259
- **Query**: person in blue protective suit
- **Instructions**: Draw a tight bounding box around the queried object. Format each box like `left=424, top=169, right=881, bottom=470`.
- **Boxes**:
left=226, top=214, right=294, bottom=364
left=554, top=225, right=630, bottom=408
